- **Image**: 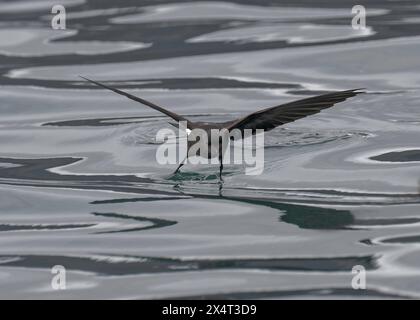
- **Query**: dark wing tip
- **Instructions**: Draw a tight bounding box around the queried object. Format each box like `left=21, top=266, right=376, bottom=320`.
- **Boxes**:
left=348, top=88, right=366, bottom=94
left=329, top=88, right=366, bottom=100
left=79, top=75, right=103, bottom=87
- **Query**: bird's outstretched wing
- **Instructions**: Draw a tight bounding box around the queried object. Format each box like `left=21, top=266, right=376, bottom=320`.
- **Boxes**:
left=80, top=76, right=193, bottom=128
left=228, top=89, right=365, bottom=133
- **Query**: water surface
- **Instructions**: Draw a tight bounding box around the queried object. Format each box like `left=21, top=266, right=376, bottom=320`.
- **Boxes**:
left=1, top=0, right=420, bottom=299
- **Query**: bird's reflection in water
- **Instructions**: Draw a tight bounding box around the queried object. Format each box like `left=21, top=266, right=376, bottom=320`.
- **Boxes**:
left=92, top=191, right=355, bottom=230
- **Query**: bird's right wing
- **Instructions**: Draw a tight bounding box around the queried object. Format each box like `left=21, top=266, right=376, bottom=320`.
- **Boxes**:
left=80, top=76, right=193, bottom=128
left=228, top=89, right=364, bottom=133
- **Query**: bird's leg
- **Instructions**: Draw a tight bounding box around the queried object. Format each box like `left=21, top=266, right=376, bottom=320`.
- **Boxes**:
left=174, top=158, right=186, bottom=174
left=174, top=163, right=184, bottom=174
left=218, top=160, right=224, bottom=194
left=218, top=136, right=225, bottom=184
left=218, top=154, right=224, bottom=183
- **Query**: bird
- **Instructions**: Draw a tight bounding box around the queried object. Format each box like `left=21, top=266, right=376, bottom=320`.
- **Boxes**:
left=80, top=76, right=364, bottom=182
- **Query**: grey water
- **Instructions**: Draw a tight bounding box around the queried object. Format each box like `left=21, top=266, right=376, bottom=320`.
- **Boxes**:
left=1, top=0, right=420, bottom=299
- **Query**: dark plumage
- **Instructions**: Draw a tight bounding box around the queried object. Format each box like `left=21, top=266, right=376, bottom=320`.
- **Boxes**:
left=227, top=89, right=363, bottom=133
left=81, top=76, right=364, bottom=181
